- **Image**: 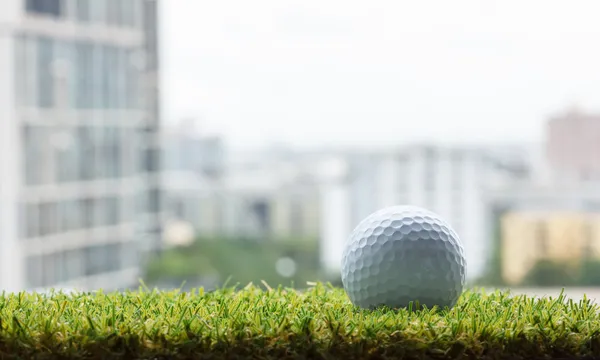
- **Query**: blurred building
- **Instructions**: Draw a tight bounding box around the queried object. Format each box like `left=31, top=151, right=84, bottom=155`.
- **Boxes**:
left=162, top=140, right=321, bottom=241
left=485, top=183, right=600, bottom=284
left=547, top=107, right=600, bottom=182
left=318, top=144, right=530, bottom=279
left=162, top=124, right=225, bottom=238
left=221, top=160, right=321, bottom=240
left=0, top=0, right=162, bottom=292
left=500, top=210, right=600, bottom=285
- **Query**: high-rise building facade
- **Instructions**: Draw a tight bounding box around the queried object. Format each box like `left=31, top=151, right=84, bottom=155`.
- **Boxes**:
left=547, top=107, right=600, bottom=182
left=0, top=0, right=161, bottom=292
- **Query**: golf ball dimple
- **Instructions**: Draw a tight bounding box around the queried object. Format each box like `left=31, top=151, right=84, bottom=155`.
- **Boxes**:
left=341, top=205, right=467, bottom=310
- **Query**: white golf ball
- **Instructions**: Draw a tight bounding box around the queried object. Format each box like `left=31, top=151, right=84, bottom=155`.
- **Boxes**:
left=341, top=205, right=466, bottom=310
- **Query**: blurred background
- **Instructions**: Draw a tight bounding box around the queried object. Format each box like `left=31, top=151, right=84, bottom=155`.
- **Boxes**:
left=2, top=0, right=600, bottom=299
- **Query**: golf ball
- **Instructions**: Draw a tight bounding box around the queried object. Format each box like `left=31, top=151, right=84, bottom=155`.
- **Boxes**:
left=341, top=205, right=466, bottom=310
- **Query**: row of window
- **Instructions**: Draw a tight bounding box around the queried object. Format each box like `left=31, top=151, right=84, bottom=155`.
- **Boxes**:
left=21, top=189, right=161, bottom=239
left=22, top=125, right=155, bottom=186
left=140, top=188, right=162, bottom=215
left=164, top=137, right=226, bottom=175
left=26, top=0, right=143, bottom=29
left=142, top=0, right=159, bottom=71
left=398, top=154, right=466, bottom=191
left=14, top=35, right=143, bottom=110
left=25, top=241, right=139, bottom=288
left=22, top=195, right=129, bottom=238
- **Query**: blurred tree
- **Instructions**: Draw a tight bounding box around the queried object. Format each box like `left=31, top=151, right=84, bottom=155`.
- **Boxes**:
left=578, top=259, right=600, bottom=286
left=520, top=259, right=578, bottom=287
left=473, top=206, right=507, bottom=286
left=143, top=235, right=322, bottom=290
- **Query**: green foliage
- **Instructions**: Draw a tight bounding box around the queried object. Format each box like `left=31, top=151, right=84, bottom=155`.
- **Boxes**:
left=520, top=259, right=579, bottom=287
left=144, top=236, right=322, bottom=288
left=518, top=258, right=600, bottom=287
left=2, top=284, right=600, bottom=359
left=578, top=259, right=600, bottom=286
left=473, top=207, right=507, bottom=287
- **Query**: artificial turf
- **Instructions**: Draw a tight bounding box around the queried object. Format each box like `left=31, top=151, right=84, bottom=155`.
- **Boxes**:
left=0, top=282, right=599, bottom=359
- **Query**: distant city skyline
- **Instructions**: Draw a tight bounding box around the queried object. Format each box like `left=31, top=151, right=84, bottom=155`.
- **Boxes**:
left=160, top=0, right=600, bottom=149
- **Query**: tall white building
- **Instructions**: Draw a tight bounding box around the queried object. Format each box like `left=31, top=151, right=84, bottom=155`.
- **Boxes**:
left=0, top=0, right=162, bottom=292
left=319, top=144, right=529, bottom=280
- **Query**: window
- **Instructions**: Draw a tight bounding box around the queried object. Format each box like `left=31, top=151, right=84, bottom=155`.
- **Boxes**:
left=26, top=0, right=62, bottom=18
left=423, top=147, right=436, bottom=191
left=38, top=202, right=57, bottom=236
left=107, top=127, right=122, bottom=178
left=110, top=47, right=120, bottom=109
left=135, top=131, right=148, bottom=173
left=103, top=46, right=115, bottom=109
left=149, top=188, right=160, bottom=213
left=90, top=0, right=107, bottom=25
left=144, top=147, right=159, bottom=172
left=94, top=197, right=107, bottom=227
left=82, top=198, right=94, bottom=228
left=77, top=126, right=95, bottom=179
left=26, top=255, right=43, bottom=288
left=42, top=253, right=56, bottom=286
left=131, top=0, right=142, bottom=28
left=67, top=199, right=82, bottom=230
left=23, top=125, right=44, bottom=185
left=451, top=150, right=463, bottom=190
left=171, top=199, right=185, bottom=219
left=126, top=50, right=141, bottom=109
left=90, top=127, right=104, bottom=179
left=91, top=44, right=105, bottom=109
left=137, top=191, right=149, bottom=214
left=143, top=0, right=159, bottom=69
left=18, top=35, right=37, bottom=107
left=85, top=245, right=106, bottom=276
left=54, top=251, right=67, bottom=284
left=396, top=155, right=407, bottom=192
left=120, top=195, right=133, bottom=223
left=75, top=42, right=93, bottom=109
left=120, top=0, right=134, bottom=27
left=119, top=128, right=133, bottom=177
left=107, top=47, right=118, bottom=109
left=105, top=243, right=122, bottom=271
left=115, top=49, right=124, bottom=109
left=56, top=200, right=67, bottom=232
left=51, top=40, right=71, bottom=110
left=76, top=0, right=90, bottom=22
left=121, top=241, right=139, bottom=268
left=65, top=249, right=84, bottom=281
left=24, top=203, right=38, bottom=238
left=422, top=148, right=437, bottom=208
left=54, top=40, right=77, bottom=109
left=106, top=0, right=121, bottom=26
left=102, top=127, right=110, bottom=178
left=55, top=129, right=76, bottom=183
left=106, top=196, right=120, bottom=225
left=37, top=37, right=54, bottom=108
left=92, top=126, right=104, bottom=178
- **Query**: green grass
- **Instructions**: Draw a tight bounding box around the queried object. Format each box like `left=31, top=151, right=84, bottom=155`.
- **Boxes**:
left=1, top=282, right=600, bottom=359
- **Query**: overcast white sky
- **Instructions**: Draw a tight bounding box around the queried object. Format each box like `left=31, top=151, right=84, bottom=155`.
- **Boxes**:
left=160, top=0, right=600, bottom=149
